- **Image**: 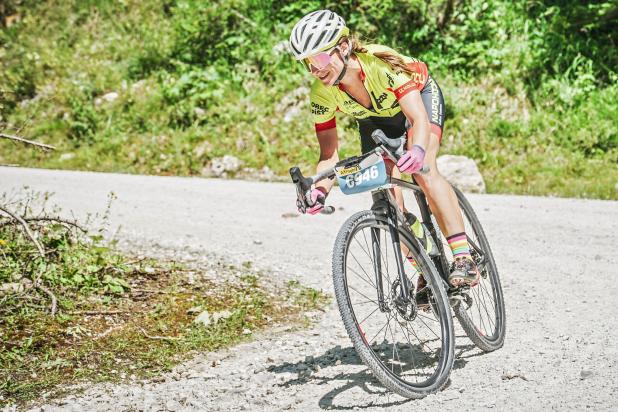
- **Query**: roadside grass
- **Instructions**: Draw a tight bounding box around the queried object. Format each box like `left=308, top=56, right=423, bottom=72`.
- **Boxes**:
left=0, top=193, right=329, bottom=407
left=1, top=1, right=616, bottom=199
left=0, top=257, right=329, bottom=407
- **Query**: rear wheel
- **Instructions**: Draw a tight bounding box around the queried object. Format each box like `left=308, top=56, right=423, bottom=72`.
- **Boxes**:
left=332, top=210, right=454, bottom=398
left=451, top=187, right=506, bottom=352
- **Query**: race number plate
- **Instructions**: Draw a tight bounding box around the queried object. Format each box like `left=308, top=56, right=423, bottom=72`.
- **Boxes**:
left=335, top=153, right=388, bottom=195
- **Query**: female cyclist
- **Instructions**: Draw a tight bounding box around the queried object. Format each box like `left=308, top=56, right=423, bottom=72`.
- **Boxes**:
left=289, top=10, right=479, bottom=287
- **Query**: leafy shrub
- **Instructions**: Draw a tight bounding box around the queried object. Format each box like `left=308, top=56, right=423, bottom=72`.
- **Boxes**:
left=67, top=96, right=99, bottom=144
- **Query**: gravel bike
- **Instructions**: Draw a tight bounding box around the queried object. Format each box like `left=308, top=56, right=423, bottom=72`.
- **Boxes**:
left=290, top=130, right=506, bottom=398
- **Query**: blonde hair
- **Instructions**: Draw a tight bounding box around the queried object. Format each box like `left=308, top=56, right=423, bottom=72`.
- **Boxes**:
left=346, top=35, right=414, bottom=77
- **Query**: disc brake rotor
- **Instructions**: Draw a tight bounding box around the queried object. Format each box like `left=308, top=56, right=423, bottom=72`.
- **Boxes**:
left=390, top=279, right=417, bottom=321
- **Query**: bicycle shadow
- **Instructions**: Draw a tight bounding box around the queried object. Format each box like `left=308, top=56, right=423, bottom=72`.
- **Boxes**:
left=267, top=340, right=478, bottom=410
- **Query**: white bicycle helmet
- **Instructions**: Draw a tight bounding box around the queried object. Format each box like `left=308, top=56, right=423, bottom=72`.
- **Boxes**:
left=289, top=10, right=349, bottom=60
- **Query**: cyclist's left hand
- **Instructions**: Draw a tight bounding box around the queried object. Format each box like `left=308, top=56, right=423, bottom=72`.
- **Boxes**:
left=397, top=145, right=425, bottom=174
left=298, top=187, right=327, bottom=215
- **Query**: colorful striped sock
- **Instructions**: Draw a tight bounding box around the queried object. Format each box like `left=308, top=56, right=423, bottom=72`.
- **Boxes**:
left=447, top=232, right=472, bottom=260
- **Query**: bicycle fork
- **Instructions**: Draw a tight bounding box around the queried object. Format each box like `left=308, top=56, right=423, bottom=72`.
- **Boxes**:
left=370, top=190, right=412, bottom=312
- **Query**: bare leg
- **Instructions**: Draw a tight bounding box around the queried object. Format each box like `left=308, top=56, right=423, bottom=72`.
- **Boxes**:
left=413, top=133, right=465, bottom=237
left=386, top=160, right=406, bottom=212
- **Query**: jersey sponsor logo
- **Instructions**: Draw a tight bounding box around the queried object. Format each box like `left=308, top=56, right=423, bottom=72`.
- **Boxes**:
left=311, top=102, right=329, bottom=115
left=407, top=61, right=428, bottom=89
left=371, top=91, right=388, bottom=110
left=351, top=110, right=367, bottom=117
left=386, top=72, right=395, bottom=87
left=430, top=80, right=440, bottom=124
left=394, top=82, right=415, bottom=99
left=343, top=99, right=355, bottom=106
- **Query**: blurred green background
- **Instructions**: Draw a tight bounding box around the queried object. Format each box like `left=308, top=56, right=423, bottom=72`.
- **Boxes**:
left=0, top=0, right=616, bottom=199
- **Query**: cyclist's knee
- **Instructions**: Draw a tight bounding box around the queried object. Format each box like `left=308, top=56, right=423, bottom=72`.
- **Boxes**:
left=415, top=166, right=442, bottom=190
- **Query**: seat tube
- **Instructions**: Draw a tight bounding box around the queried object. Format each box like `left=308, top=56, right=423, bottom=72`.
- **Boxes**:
left=415, top=190, right=450, bottom=278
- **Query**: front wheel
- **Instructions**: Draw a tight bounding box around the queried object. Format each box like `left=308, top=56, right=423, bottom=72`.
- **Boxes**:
left=452, top=187, right=506, bottom=352
left=332, top=210, right=454, bottom=398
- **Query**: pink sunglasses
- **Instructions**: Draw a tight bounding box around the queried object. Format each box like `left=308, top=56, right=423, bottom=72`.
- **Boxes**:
left=302, top=46, right=339, bottom=72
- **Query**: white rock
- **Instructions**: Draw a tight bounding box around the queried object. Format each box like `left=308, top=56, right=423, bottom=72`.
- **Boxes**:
left=272, top=40, right=291, bottom=56
left=0, top=282, right=23, bottom=294
left=194, top=107, right=206, bottom=118
left=436, top=155, right=486, bottom=193
left=165, top=399, right=182, bottom=411
left=213, top=310, right=233, bottom=323
left=194, top=311, right=211, bottom=327
left=580, top=369, right=593, bottom=380
left=194, top=141, right=212, bottom=160
left=59, top=153, right=76, bottom=161
left=131, top=80, right=147, bottom=93
left=283, top=106, right=301, bottom=123
left=101, top=91, right=119, bottom=103
left=209, top=155, right=243, bottom=177
left=260, top=166, right=275, bottom=181
left=276, top=86, right=309, bottom=121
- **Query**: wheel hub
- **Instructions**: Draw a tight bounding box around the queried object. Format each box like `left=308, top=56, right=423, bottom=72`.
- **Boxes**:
left=390, top=279, right=417, bottom=321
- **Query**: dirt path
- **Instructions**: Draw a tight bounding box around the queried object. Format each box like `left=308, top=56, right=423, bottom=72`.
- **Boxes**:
left=1, top=167, right=617, bottom=411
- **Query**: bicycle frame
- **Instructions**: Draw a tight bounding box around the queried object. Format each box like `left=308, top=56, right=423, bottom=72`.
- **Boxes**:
left=367, top=176, right=455, bottom=311
left=290, top=128, right=487, bottom=302
left=389, top=177, right=490, bottom=282
left=390, top=177, right=451, bottom=281
left=369, top=188, right=412, bottom=307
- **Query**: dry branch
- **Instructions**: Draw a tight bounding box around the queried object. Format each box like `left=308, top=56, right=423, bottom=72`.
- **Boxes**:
left=36, top=284, right=58, bottom=316
left=0, top=132, right=56, bottom=151
left=0, top=206, right=45, bottom=257
left=0, top=216, right=86, bottom=232
left=230, top=9, right=257, bottom=28
left=138, top=327, right=182, bottom=341
left=69, top=310, right=130, bottom=315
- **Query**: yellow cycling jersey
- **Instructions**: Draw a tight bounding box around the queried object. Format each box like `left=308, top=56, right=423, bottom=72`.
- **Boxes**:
left=310, top=44, right=429, bottom=132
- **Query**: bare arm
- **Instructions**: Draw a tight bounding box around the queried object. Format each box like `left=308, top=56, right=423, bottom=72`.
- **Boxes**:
left=315, top=127, right=339, bottom=194
left=398, top=90, right=430, bottom=151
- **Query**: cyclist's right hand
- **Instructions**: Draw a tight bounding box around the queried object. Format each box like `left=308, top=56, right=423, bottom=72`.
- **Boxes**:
left=299, top=187, right=327, bottom=215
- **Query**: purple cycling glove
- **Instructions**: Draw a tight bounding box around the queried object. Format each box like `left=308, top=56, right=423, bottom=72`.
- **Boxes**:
left=397, top=145, right=426, bottom=174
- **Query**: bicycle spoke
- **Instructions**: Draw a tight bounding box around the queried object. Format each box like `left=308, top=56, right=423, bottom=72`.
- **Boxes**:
left=356, top=229, right=375, bottom=263
left=414, top=312, right=442, bottom=342
left=386, top=315, right=403, bottom=375
left=367, top=316, right=391, bottom=346
left=395, top=318, right=422, bottom=381
left=479, top=277, right=497, bottom=307
left=472, top=286, right=488, bottom=335
left=403, top=322, right=431, bottom=353
left=417, top=312, right=439, bottom=323
left=347, top=264, right=376, bottom=290
left=358, top=305, right=381, bottom=326
left=477, top=281, right=496, bottom=333
left=382, top=312, right=391, bottom=344
left=348, top=251, right=376, bottom=288
left=348, top=284, right=379, bottom=306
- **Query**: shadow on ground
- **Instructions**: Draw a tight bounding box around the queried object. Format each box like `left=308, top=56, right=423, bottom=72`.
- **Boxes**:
left=267, top=339, right=480, bottom=410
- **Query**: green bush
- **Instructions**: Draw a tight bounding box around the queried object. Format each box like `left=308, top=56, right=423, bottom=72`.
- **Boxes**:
left=0, top=0, right=616, bottom=199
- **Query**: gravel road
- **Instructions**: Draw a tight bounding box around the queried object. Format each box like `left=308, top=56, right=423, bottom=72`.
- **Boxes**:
left=1, top=167, right=617, bottom=411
